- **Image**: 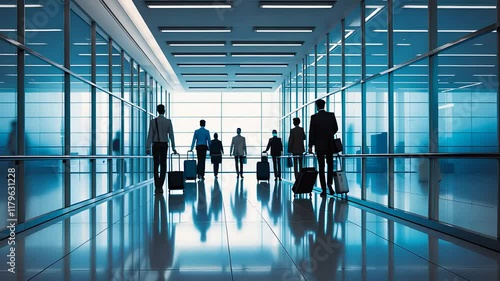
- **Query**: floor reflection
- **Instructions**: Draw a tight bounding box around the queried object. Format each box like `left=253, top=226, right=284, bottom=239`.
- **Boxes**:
left=1, top=175, right=499, bottom=281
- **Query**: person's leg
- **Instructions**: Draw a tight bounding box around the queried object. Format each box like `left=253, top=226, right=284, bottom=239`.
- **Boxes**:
left=293, top=156, right=299, bottom=178
left=152, top=144, right=160, bottom=190
left=196, top=146, right=203, bottom=177
left=199, top=146, right=207, bottom=177
left=277, top=156, right=282, bottom=180
left=298, top=155, right=303, bottom=172
left=316, top=153, right=327, bottom=194
left=158, top=144, right=168, bottom=191
left=239, top=156, right=244, bottom=177
left=234, top=156, right=240, bottom=176
left=214, top=163, right=219, bottom=177
left=272, top=156, right=278, bottom=179
left=326, top=152, right=334, bottom=194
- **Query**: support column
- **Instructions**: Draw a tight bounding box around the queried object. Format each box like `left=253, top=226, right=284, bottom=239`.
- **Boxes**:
left=16, top=0, right=26, bottom=223
left=388, top=0, right=395, bottom=208
left=326, top=33, right=330, bottom=111
left=91, top=21, right=97, bottom=199
left=361, top=1, right=367, bottom=201
left=64, top=0, right=71, bottom=207
left=428, top=0, right=440, bottom=221
left=108, top=38, right=113, bottom=193
left=341, top=19, right=347, bottom=172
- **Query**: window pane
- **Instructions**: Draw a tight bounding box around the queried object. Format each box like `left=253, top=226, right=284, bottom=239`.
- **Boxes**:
left=0, top=0, right=16, bottom=40
left=393, top=0, right=428, bottom=65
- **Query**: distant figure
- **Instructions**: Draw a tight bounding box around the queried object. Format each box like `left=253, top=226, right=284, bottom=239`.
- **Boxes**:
left=230, top=128, right=247, bottom=178
left=210, top=178, right=223, bottom=222
left=112, top=131, right=122, bottom=174
left=149, top=195, right=174, bottom=279
left=288, top=117, right=306, bottom=179
left=7, top=121, right=17, bottom=155
left=263, top=129, right=283, bottom=181
left=209, top=133, right=224, bottom=177
left=308, top=99, right=339, bottom=197
left=231, top=179, right=247, bottom=229
left=192, top=181, right=210, bottom=242
left=146, top=104, right=177, bottom=194
left=191, top=119, right=210, bottom=180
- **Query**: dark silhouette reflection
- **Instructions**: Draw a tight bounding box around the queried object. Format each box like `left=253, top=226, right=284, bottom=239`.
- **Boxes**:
left=257, top=181, right=270, bottom=209
left=150, top=196, right=175, bottom=278
left=288, top=197, right=316, bottom=245
left=231, top=179, right=247, bottom=229
left=303, top=198, right=344, bottom=280
left=168, top=192, right=185, bottom=213
left=184, top=182, right=197, bottom=203
left=210, top=178, right=223, bottom=222
left=270, top=181, right=282, bottom=225
left=192, top=180, right=211, bottom=242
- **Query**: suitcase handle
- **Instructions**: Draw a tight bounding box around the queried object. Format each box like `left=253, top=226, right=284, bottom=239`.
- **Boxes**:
left=170, top=152, right=181, bottom=172
left=261, top=152, right=268, bottom=157
left=335, top=155, right=343, bottom=171
left=187, top=150, right=195, bottom=160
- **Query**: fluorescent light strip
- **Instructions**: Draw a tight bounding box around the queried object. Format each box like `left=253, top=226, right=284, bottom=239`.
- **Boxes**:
left=403, top=5, right=496, bottom=9
left=473, top=74, right=497, bottom=77
left=365, top=7, right=382, bottom=22
left=232, top=42, right=303, bottom=47
left=374, top=29, right=476, bottom=33
left=73, top=42, right=108, bottom=46
left=330, top=43, right=384, bottom=46
left=178, top=64, right=226, bottom=68
left=396, top=43, right=411, bottom=46
left=235, top=74, right=282, bottom=77
left=27, top=42, right=48, bottom=46
left=169, top=43, right=225, bottom=47
left=438, top=54, right=496, bottom=57
left=240, top=64, right=288, bottom=68
left=0, top=28, right=62, bottom=32
left=0, top=4, right=43, bottom=8
left=160, top=27, right=231, bottom=33
left=174, top=53, right=226, bottom=57
left=234, top=80, right=275, bottom=83
left=232, top=53, right=295, bottom=57
left=182, top=74, right=228, bottom=77
left=79, top=53, right=120, bottom=56
left=254, top=27, right=314, bottom=33
left=147, top=3, right=231, bottom=8
left=260, top=4, right=333, bottom=9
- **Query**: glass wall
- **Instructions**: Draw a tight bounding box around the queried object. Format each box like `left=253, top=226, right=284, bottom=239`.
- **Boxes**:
left=280, top=0, right=499, bottom=241
left=0, top=0, right=167, bottom=236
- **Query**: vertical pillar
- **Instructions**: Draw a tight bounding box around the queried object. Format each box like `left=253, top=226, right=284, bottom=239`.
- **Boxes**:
left=91, top=21, right=97, bottom=198
left=120, top=50, right=125, bottom=189
left=314, top=45, right=318, bottom=99
left=16, top=0, right=26, bottom=223
left=64, top=0, right=71, bottom=207
left=108, top=38, right=113, bottom=193
left=497, top=0, right=500, bottom=240
left=361, top=1, right=367, bottom=201
left=341, top=19, right=346, bottom=172
left=428, top=0, right=440, bottom=221
left=388, top=0, right=395, bottom=208
left=326, top=33, right=331, bottom=111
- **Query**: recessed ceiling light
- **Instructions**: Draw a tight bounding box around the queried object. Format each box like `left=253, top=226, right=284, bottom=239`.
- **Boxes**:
left=160, top=27, right=232, bottom=33
left=168, top=41, right=226, bottom=47
left=231, top=86, right=273, bottom=89
left=240, top=64, right=288, bottom=68
left=234, top=80, right=276, bottom=83
left=178, top=64, right=226, bottom=68
left=438, top=54, right=496, bottom=57
left=186, top=80, right=229, bottom=83
left=27, top=42, right=48, bottom=46
left=232, top=41, right=303, bottom=47
left=374, top=29, right=476, bottom=33
left=147, top=1, right=232, bottom=8
left=254, top=27, right=315, bottom=33
left=0, top=28, right=62, bottom=32
left=396, top=43, right=411, bottom=46
left=189, top=87, right=228, bottom=89
left=173, top=53, right=227, bottom=57
left=73, top=42, right=108, bottom=46
left=260, top=1, right=334, bottom=9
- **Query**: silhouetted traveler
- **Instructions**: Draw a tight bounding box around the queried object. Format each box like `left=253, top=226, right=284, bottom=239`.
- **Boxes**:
left=231, top=179, right=247, bottom=229
left=149, top=196, right=174, bottom=279
left=209, top=133, right=224, bottom=177
left=308, top=99, right=338, bottom=197
left=230, top=128, right=247, bottom=178
left=288, top=117, right=306, bottom=179
left=192, top=180, right=210, bottom=242
left=264, top=129, right=283, bottom=181
left=146, top=104, right=177, bottom=194
left=191, top=119, right=210, bottom=180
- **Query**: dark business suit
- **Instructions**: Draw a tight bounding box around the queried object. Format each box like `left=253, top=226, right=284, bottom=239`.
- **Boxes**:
left=288, top=126, right=306, bottom=179
left=209, top=139, right=224, bottom=176
left=309, top=110, right=338, bottom=193
left=265, top=137, right=283, bottom=179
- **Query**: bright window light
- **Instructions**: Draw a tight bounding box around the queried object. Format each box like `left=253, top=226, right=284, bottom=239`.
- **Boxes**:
left=147, top=3, right=231, bottom=9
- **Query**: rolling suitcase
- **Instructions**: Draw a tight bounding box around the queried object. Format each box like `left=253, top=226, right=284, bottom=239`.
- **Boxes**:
left=184, top=150, right=197, bottom=181
left=293, top=154, right=318, bottom=197
left=257, top=152, right=270, bottom=181
left=333, top=155, right=349, bottom=196
left=168, top=193, right=185, bottom=213
left=168, top=153, right=184, bottom=191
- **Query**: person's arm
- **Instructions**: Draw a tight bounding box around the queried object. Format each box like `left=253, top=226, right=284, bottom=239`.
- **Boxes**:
left=230, top=138, right=234, bottom=156
left=265, top=138, right=271, bottom=152
left=279, top=138, right=283, bottom=153
left=168, top=120, right=177, bottom=153
left=221, top=142, right=224, bottom=154
left=146, top=119, right=154, bottom=154
left=243, top=137, right=247, bottom=156
left=332, top=113, right=339, bottom=134
left=206, top=130, right=210, bottom=147
left=288, top=130, right=293, bottom=153
left=191, top=130, right=197, bottom=151
left=308, top=116, right=315, bottom=153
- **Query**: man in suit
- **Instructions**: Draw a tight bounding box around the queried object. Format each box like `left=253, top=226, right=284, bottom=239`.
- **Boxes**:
left=308, top=99, right=338, bottom=197
left=146, top=104, right=177, bottom=194
left=288, top=117, right=306, bottom=179
left=230, top=128, right=247, bottom=178
left=191, top=119, right=211, bottom=180
left=264, top=129, right=283, bottom=181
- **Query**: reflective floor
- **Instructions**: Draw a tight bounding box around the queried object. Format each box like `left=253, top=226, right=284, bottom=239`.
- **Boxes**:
left=1, top=174, right=500, bottom=281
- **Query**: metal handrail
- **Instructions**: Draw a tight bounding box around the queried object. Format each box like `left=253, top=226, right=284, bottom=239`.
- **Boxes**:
left=2, top=152, right=499, bottom=161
